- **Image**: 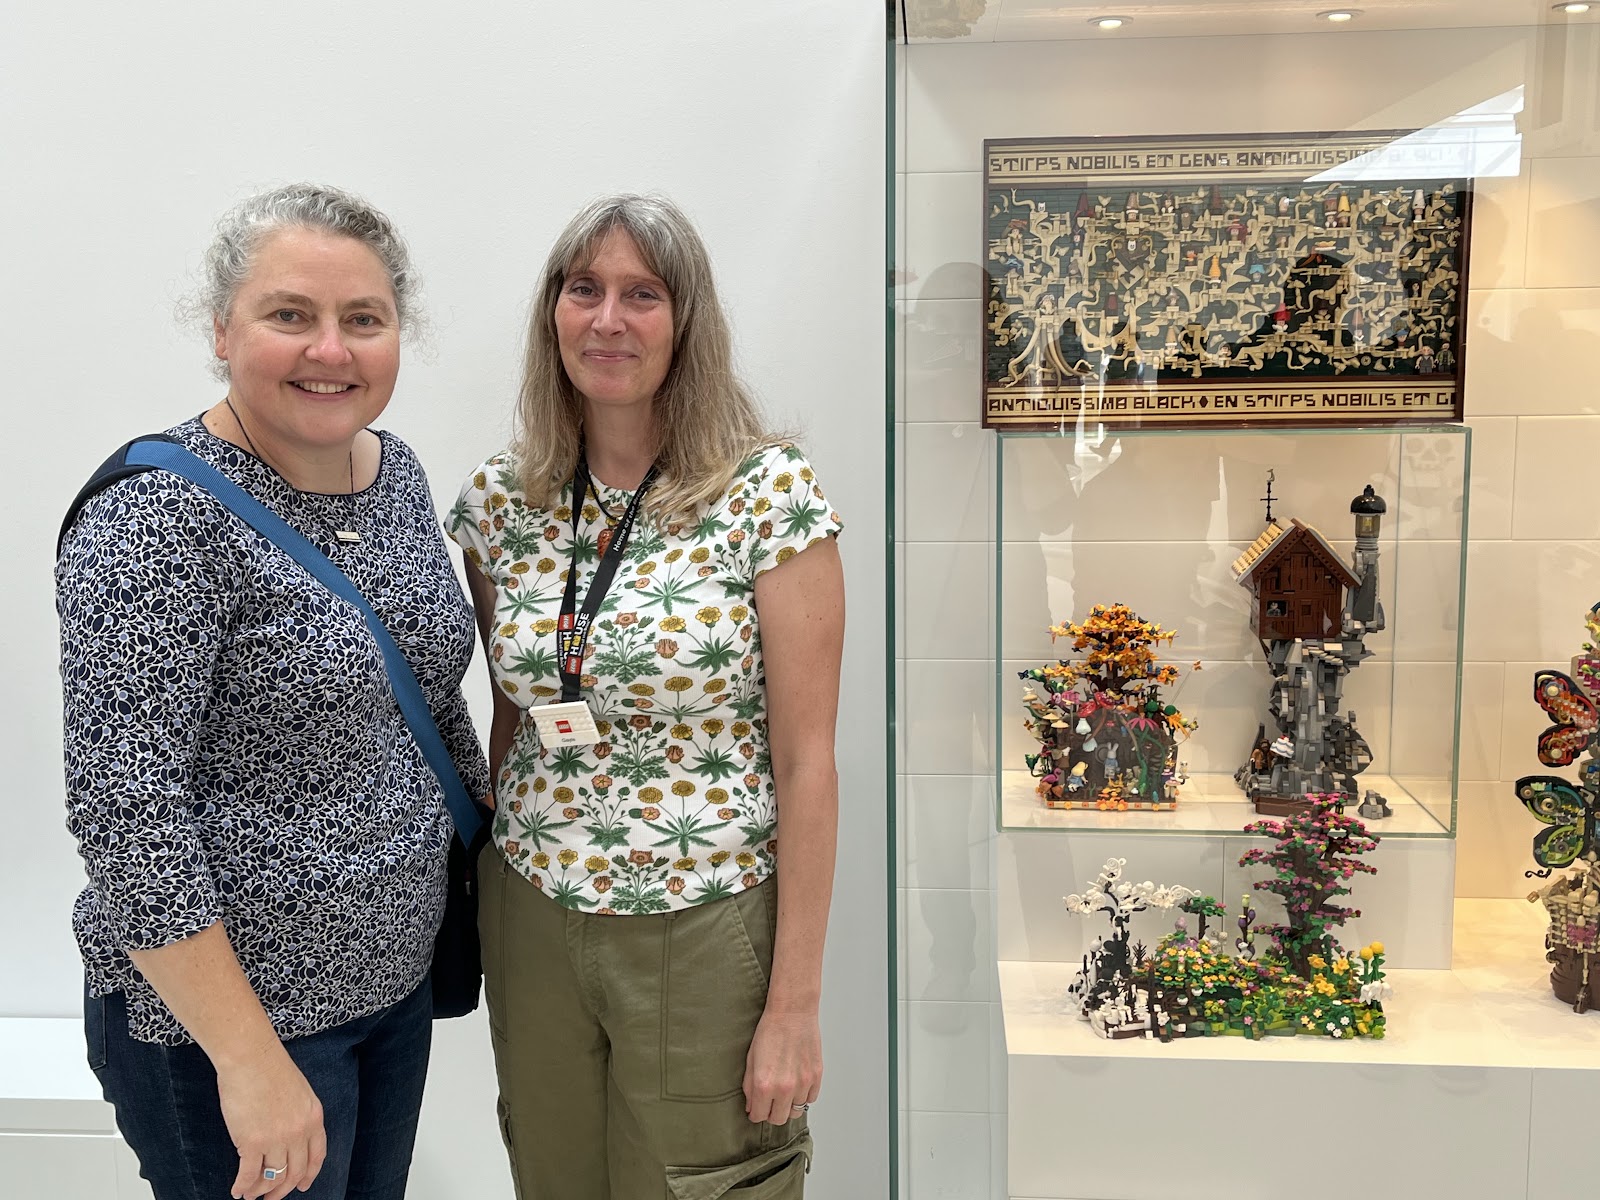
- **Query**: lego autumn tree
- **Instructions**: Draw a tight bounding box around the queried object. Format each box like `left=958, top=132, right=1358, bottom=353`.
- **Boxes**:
left=1239, top=794, right=1379, bottom=978
left=1020, top=603, right=1199, bottom=810
left=1044, top=602, right=1184, bottom=698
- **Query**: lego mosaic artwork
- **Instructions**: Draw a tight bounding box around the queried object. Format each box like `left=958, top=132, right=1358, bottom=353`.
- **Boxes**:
left=1516, top=602, right=1600, bottom=1014
left=983, top=132, right=1470, bottom=430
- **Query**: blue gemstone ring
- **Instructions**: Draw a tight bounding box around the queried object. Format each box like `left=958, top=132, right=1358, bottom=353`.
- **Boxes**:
left=263, top=1166, right=286, bottom=1182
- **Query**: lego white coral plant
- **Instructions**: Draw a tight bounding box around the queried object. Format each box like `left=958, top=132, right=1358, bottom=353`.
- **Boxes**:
left=1064, top=857, right=1196, bottom=918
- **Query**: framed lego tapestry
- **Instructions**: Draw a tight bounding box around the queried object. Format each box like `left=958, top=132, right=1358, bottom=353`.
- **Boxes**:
left=982, top=131, right=1472, bottom=431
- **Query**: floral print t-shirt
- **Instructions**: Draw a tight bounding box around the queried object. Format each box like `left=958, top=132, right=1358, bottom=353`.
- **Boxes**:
left=449, top=443, right=841, bottom=914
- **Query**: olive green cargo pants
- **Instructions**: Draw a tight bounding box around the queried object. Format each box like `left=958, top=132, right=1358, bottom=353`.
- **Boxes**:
left=479, top=844, right=812, bottom=1199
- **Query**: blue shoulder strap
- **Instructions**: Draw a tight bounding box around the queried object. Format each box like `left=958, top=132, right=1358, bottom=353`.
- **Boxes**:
left=123, top=440, right=484, bottom=847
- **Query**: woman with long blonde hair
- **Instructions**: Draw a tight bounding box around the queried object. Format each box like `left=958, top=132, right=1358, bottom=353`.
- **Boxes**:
left=450, top=193, right=843, bottom=1197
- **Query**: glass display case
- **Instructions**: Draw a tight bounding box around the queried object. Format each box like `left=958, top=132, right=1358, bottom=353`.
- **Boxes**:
left=996, top=424, right=1469, bottom=838
left=892, top=5, right=1600, bottom=1200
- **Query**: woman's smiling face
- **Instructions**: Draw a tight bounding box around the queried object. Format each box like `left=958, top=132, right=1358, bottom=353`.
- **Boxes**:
left=554, top=227, right=674, bottom=418
left=213, top=226, right=401, bottom=455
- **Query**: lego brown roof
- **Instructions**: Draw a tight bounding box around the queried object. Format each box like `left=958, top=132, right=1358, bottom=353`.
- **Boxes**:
left=1232, top=518, right=1359, bottom=589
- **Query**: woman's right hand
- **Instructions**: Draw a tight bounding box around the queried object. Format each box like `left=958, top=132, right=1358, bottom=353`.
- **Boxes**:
left=218, top=1049, right=327, bottom=1200
left=126, top=924, right=326, bottom=1199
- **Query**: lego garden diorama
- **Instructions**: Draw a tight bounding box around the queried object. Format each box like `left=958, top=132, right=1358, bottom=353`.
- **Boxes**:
left=1020, top=471, right=1395, bottom=825
left=1064, top=798, right=1391, bottom=1042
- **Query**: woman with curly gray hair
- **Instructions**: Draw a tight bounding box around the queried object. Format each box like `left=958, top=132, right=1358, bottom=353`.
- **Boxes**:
left=56, top=183, right=489, bottom=1200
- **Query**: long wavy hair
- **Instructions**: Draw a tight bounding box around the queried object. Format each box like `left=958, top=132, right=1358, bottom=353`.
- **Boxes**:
left=512, top=194, right=779, bottom=522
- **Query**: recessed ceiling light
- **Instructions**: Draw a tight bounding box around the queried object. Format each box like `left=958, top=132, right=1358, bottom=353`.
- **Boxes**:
left=1555, top=2, right=1591, bottom=13
left=1319, top=9, right=1361, bottom=20
left=1088, top=16, right=1129, bottom=29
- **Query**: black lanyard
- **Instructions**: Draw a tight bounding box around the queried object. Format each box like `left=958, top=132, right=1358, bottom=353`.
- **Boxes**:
left=556, top=454, right=659, bottom=703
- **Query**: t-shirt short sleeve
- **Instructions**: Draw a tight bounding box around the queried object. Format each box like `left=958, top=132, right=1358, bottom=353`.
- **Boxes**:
left=447, top=455, right=505, bottom=575
left=734, top=443, right=844, bottom=581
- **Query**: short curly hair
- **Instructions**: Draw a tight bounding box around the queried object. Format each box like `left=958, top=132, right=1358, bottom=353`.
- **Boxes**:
left=191, top=183, right=421, bottom=381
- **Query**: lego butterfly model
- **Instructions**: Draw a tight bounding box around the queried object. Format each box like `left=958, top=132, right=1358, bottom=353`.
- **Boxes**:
left=1514, top=603, right=1600, bottom=1013
left=1518, top=673, right=1600, bottom=870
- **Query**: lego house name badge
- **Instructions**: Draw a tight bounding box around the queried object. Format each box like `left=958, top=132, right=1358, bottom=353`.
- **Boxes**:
left=982, top=131, right=1471, bottom=431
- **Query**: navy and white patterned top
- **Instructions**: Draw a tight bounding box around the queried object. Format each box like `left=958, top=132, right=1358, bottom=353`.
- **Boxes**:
left=57, top=417, right=490, bottom=1046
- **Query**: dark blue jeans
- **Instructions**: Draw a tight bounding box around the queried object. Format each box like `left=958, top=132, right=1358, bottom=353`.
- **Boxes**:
left=86, top=980, right=432, bottom=1200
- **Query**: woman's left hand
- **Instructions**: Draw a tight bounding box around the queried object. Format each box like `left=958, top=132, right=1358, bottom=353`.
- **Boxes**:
left=742, top=1007, right=822, bottom=1125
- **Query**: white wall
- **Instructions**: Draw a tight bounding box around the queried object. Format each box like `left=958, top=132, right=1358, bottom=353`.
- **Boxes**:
left=896, top=20, right=1600, bottom=1200
left=1, top=3, right=888, bottom=1196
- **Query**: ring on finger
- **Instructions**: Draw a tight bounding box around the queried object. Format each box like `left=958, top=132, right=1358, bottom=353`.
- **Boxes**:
left=790, top=1102, right=810, bottom=1113
left=263, top=1165, right=288, bottom=1182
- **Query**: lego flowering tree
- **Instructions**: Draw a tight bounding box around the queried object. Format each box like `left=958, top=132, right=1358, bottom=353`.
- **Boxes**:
left=1064, top=858, right=1194, bottom=1022
left=1179, top=894, right=1227, bottom=943
left=1239, top=793, right=1380, bottom=978
left=1020, top=603, right=1198, bottom=811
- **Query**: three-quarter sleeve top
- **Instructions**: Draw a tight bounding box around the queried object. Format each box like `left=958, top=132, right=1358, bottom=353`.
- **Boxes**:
left=57, top=417, right=490, bottom=1045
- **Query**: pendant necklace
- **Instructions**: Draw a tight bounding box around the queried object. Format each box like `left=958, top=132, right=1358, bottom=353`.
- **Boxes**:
left=224, top=396, right=362, bottom=544
left=589, top=481, right=627, bottom=523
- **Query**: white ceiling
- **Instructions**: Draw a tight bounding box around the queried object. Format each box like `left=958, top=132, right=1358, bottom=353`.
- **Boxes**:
left=902, top=0, right=1599, bottom=43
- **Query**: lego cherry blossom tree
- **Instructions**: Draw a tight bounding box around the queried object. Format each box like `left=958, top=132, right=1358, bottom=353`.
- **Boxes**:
left=1239, top=793, right=1379, bottom=978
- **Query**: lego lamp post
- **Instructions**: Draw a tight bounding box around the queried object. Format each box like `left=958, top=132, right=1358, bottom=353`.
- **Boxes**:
left=1351, top=485, right=1385, bottom=538
left=1347, top=484, right=1387, bottom=633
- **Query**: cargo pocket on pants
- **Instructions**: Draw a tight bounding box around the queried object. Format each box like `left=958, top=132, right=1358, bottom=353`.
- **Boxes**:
left=665, top=1131, right=813, bottom=1200
left=497, top=1098, right=526, bottom=1200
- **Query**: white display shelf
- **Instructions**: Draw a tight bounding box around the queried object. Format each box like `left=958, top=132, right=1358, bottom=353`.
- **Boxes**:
left=1002, top=900, right=1600, bottom=1200
left=0, top=1016, right=117, bottom=1133
left=0, top=1016, right=149, bottom=1200
left=1000, top=768, right=1451, bottom=837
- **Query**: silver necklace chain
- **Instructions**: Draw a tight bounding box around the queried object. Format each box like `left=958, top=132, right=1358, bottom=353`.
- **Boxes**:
left=223, top=396, right=362, bottom=544
left=588, top=482, right=627, bottom=521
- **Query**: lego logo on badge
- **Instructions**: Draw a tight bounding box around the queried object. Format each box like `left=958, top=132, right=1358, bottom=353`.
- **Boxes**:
left=556, top=720, right=572, bottom=734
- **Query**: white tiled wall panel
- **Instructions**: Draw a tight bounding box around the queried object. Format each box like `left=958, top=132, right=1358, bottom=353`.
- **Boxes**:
left=1464, top=416, right=1517, bottom=540
left=903, top=659, right=996, bottom=776
left=903, top=774, right=995, bottom=892
left=903, top=1000, right=1004, bottom=1113
left=1466, top=289, right=1600, bottom=416
left=902, top=887, right=997, bottom=1006
left=1511, top=418, right=1600, bottom=540
left=904, top=1111, right=992, bottom=1200
left=1527, top=158, right=1600, bottom=289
